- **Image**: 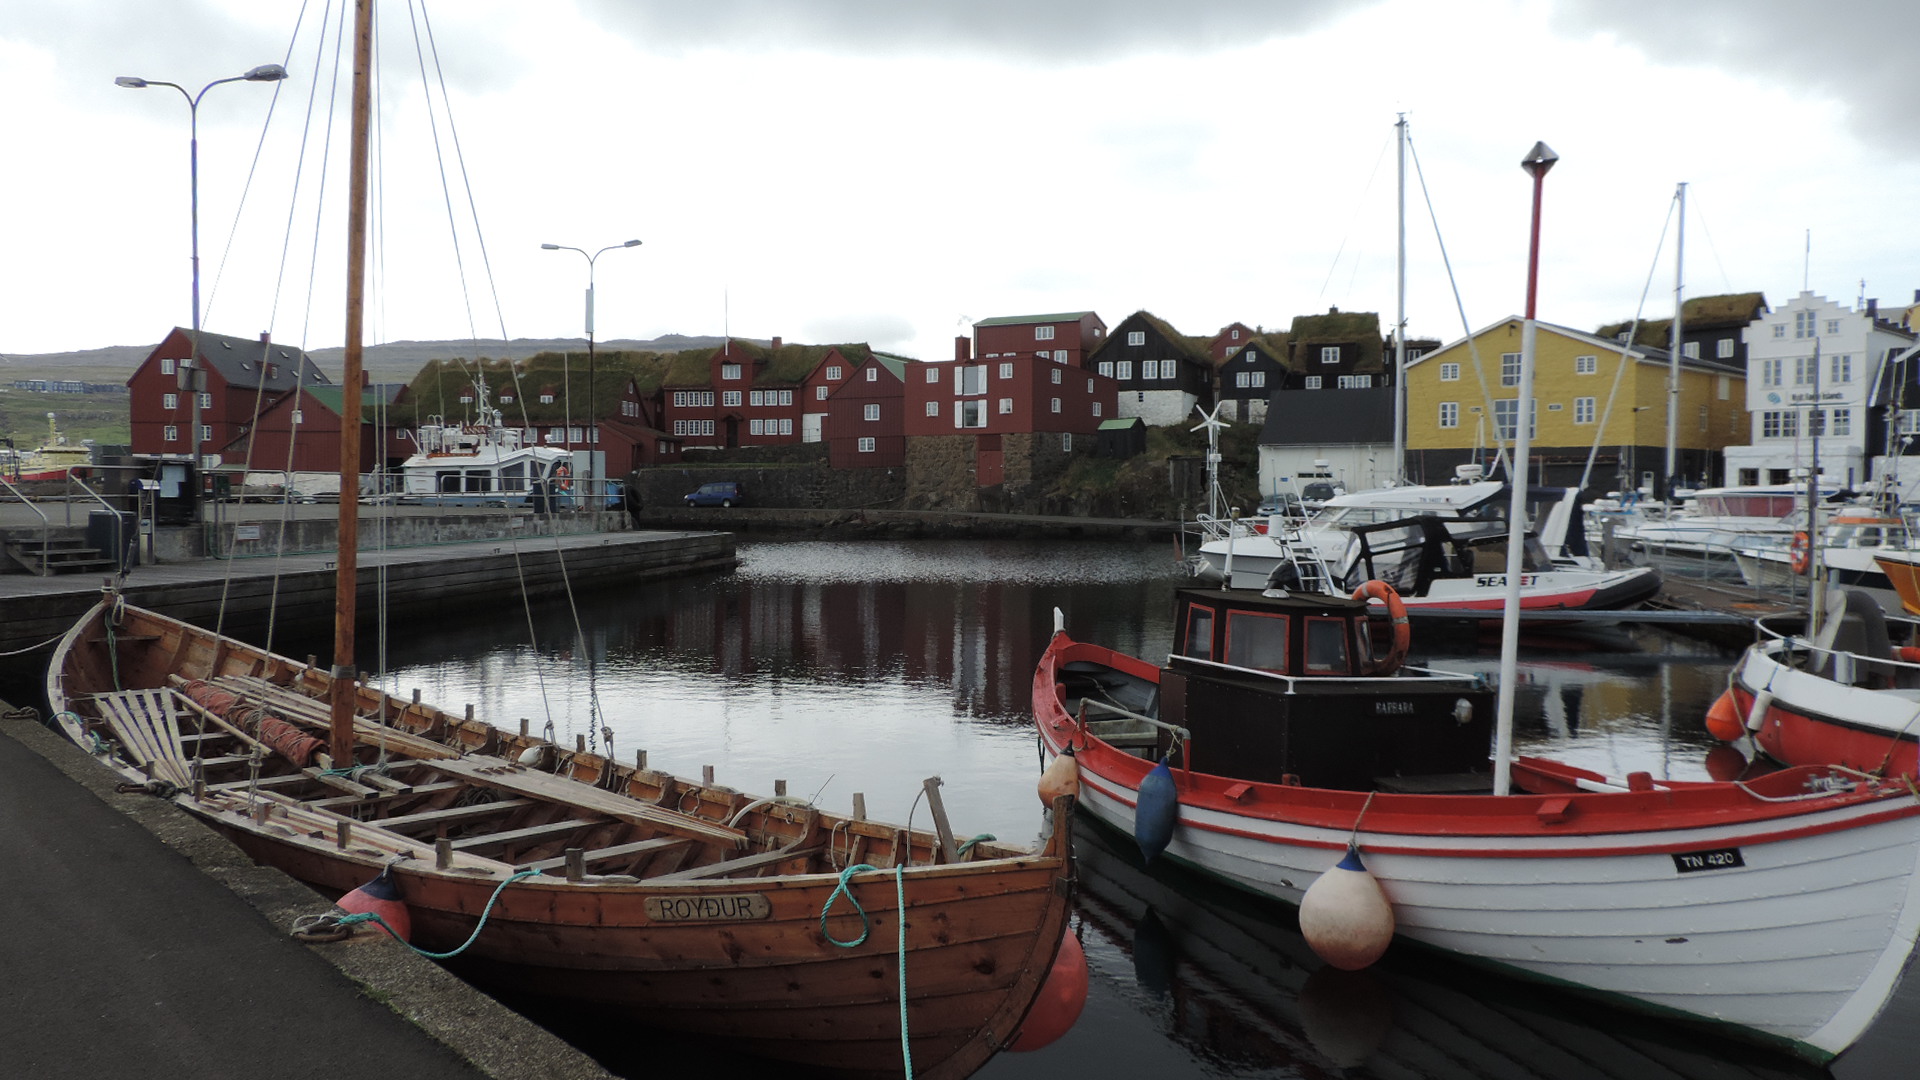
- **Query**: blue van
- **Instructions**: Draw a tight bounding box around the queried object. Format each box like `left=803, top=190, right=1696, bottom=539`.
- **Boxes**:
left=685, top=481, right=744, bottom=507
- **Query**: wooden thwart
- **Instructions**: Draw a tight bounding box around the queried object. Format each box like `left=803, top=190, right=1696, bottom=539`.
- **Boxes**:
left=518, top=836, right=694, bottom=874
left=92, top=689, right=192, bottom=791
left=430, top=756, right=747, bottom=849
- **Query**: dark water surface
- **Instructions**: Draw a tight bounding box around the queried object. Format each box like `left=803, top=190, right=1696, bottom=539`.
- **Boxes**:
left=362, top=537, right=1912, bottom=1080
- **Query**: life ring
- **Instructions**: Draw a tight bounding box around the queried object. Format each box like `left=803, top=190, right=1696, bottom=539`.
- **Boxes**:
left=1788, top=531, right=1810, bottom=575
left=552, top=464, right=572, bottom=493
left=1350, top=579, right=1410, bottom=675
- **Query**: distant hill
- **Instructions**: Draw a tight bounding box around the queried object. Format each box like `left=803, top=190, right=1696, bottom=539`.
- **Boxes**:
left=0, top=334, right=745, bottom=386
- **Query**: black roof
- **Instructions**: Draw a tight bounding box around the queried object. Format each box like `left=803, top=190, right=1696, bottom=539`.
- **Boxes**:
left=1256, top=386, right=1395, bottom=446
left=180, top=329, right=330, bottom=392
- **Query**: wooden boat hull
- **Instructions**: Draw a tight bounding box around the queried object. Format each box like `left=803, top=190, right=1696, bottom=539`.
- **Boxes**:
left=1034, top=629, right=1920, bottom=1063
left=50, top=598, right=1074, bottom=1080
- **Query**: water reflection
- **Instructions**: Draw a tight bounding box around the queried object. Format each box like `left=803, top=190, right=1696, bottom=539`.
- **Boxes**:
left=361, top=537, right=1911, bottom=1078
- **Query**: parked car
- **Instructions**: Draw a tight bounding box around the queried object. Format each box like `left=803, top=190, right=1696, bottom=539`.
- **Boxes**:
left=685, top=481, right=743, bottom=508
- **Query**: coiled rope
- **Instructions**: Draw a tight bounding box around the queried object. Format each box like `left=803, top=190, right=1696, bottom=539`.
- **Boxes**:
left=293, top=869, right=539, bottom=959
left=820, top=862, right=914, bottom=1078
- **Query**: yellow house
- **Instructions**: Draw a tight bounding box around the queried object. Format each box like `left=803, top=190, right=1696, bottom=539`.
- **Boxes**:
left=1403, top=317, right=1747, bottom=493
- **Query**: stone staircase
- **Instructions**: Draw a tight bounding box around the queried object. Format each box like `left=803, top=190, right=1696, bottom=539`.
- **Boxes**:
left=3, top=533, right=120, bottom=577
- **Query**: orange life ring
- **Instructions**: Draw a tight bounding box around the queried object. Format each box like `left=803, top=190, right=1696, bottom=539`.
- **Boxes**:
left=1788, top=531, right=1810, bottom=575
left=1350, top=579, right=1411, bottom=675
left=552, top=464, right=572, bottom=493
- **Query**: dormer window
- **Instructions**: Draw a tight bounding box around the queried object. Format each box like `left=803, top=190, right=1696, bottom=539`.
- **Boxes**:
left=1034, top=326, right=1056, bottom=341
left=500, top=394, right=513, bottom=403
left=459, top=394, right=474, bottom=404
left=722, top=363, right=742, bottom=380
left=826, top=365, right=843, bottom=380
left=540, top=393, right=554, bottom=404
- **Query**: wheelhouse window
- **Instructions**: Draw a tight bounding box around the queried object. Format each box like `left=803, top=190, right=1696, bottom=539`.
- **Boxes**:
left=1182, top=605, right=1215, bottom=661
left=1224, top=611, right=1289, bottom=672
left=1302, top=617, right=1350, bottom=675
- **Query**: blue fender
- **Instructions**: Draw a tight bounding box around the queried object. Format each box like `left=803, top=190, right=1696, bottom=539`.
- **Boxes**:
left=1134, top=756, right=1179, bottom=864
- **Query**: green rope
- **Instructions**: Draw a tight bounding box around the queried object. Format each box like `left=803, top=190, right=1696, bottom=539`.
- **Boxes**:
left=820, top=863, right=914, bottom=1078
left=955, top=834, right=995, bottom=858
left=332, top=869, right=539, bottom=959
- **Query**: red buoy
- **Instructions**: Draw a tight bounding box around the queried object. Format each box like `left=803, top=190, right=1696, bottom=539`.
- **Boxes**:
left=336, top=865, right=412, bottom=942
left=1009, top=929, right=1089, bottom=1051
left=1704, top=689, right=1744, bottom=742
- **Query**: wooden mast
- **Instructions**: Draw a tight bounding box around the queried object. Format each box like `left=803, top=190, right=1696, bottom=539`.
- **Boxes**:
left=329, top=0, right=372, bottom=766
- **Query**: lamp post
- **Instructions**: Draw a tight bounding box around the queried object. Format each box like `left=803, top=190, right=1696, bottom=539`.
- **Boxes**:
left=1494, top=140, right=1559, bottom=797
left=116, top=62, right=288, bottom=504
left=541, top=239, right=641, bottom=509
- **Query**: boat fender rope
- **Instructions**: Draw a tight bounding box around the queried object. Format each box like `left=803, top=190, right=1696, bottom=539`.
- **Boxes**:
left=819, top=863, right=915, bottom=1076
left=295, top=869, right=541, bottom=959
left=114, top=779, right=182, bottom=799
left=954, top=834, right=995, bottom=858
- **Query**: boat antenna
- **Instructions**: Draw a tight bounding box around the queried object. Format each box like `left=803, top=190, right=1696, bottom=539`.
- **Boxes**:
left=1392, top=113, right=1407, bottom=486
left=1495, top=140, right=1558, bottom=798
left=1665, top=182, right=1684, bottom=502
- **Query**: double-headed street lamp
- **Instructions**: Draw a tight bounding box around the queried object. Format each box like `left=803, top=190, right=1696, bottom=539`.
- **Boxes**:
left=115, top=62, right=288, bottom=495
left=541, top=239, right=641, bottom=506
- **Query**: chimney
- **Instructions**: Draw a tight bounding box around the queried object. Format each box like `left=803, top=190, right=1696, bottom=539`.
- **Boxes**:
left=955, top=335, right=970, bottom=362
left=1868, top=298, right=1879, bottom=318
left=260, top=331, right=272, bottom=345
left=770, top=336, right=782, bottom=350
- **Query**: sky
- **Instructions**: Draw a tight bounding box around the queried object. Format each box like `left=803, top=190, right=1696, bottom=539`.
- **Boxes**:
left=1, top=0, right=1914, bottom=367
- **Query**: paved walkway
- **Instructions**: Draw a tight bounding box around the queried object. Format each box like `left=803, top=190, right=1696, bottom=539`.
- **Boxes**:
left=0, top=707, right=612, bottom=1080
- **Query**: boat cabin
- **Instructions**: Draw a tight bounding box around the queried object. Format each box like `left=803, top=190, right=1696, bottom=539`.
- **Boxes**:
left=1337, top=515, right=1553, bottom=595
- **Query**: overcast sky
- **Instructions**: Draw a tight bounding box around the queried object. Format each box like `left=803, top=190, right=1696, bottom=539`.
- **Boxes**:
left=2, top=0, right=1913, bottom=365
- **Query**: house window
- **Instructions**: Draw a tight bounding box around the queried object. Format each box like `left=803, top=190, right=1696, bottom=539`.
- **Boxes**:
left=817, top=386, right=829, bottom=401
left=858, top=437, right=875, bottom=453
left=198, top=392, right=211, bottom=409
left=1794, top=311, right=1816, bottom=339
left=1050, top=397, right=1062, bottom=413
left=1683, top=341, right=1700, bottom=359
left=957, top=400, right=987, bottom=428
left=499, top=394, right=513, bottom=403
left=1717, top=338, right=1735, bottom=359
left=1063, top=432, right=1074, bottom=451
left=1127, top=331, right=1145, bottom=346
left=163, top=425, right=179, bottom=442
left=1092, top=403, right=1102, bottom=417
left=866, top=367, right=878, bottom=382
left=540, top=393, right=553, bottom=404
left=999, top=398, right=1013, bottom=414
left=1773, top=324, right=1786, bottom=339
left=721, top=363, right=742, bottom=379
left=1337, top=375, right=1371, bottom=389
left=1832, top=354, right=1852, bottom=383
left=1761, top=358, right=1782, bottom=386
left=1794, top=356, right=1815, bottom=385
left=1304, top=376, right=1322, bottom=389
left=826, top=365, right=843, bottom=380
left=750, top=390, right=764, bottom=406
left=162, top=392, right=178, bottom=410
left=1440, top=362, right=1460, bottom=381
left=1831, top=407, right=1852, bottom=436
left=1826, top=319, right=1841, bottom=335
left=1698, top=404, right=1709, bottom=432
left=1574, top=354, right=1597, bottom=374
left=1761, top=410, right=1797, bottom=438
left=1159, top=360, right=1176, bottom=379
left=955, top=366, right=987, bottom=395
left=292, top=409, right=304, bottom=425
left=1500, top=352, right=1522, bottom=386
left=750, top=419, right=764, bottom=435
left=781, top=390, right=793, bottom=405
left=926, top=368, right=940, bottom=384
left=1492, top=399, right=1535, bottom=439
left=1117, top=361, right=1133, bottom=381
left=1231, top=329, right=1240, bottom=340
left=1575, top=397, right=1595, bottom=424
left=200, top=425, right=211, bottom=442
left=925, top=401, right=939, bottom=417
left=1438, top=402, right=1459, bottom=428
left=1045, top=368, right=1058, bottom=385
left=1718, top=375, right=1731, bottom=400
left=1097, top=362, right=1113, bottom=377
left=1141, top=362, right=1156, bottom=381
left=672, top=391, right=684, bottom=407
left=1035, top=326, right=1056, bottom=341
left=160, top=358, right=176, bottom=375
left=723, top=391, right=742, bottom=407
left=864, top=404, right=880, bottom=421
left=1235, top=372, right=1250, bottom=388
left=1000, top=363, right=1014, bottom=379
left=1320, top=346, right=1340, bottom=365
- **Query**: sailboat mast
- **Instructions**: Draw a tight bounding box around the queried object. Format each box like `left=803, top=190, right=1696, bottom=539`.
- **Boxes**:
left=1393, top=114, right=1407, bottom=485
left=329, top=0, right=373, bottom=766
left=1665, top=182, right=1685, bottom=500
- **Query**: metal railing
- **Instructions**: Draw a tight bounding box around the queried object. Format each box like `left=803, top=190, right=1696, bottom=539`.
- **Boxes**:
left=0, top=473, right=51, bottom=576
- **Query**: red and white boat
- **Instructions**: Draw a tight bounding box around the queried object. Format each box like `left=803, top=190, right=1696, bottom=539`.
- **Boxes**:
left=1035, top=582, right=1920, bottom=1063
left=1713, top=587, right=1920, bottom=779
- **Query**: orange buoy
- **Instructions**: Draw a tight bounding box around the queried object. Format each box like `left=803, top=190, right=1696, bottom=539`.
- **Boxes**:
left=1300, top=845, right=1394, bottom=971
left=1704, top=689, right=1745, bottom=742
left=1009, top=928, right=1089, bottom=1051
left=1789, top=531, right=1811, bottom=575
left=1349, top=580, right=1411, bottom=674
left=336, top=865, right=412, bottom=942
left=1038, top=745, right=1081, bottom=805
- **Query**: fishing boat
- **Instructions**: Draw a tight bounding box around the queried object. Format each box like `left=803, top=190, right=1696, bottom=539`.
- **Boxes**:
left=1731, top=512, right=1911, bottom=613
left=1040, top=149, right=1920, bottom=1064
left=1876, top=548, right=1920, bottom=615
left=48, top=8, right=1078, bottom=1077
left=398, top=376, right=575, bottom=508
left=4, top=413, right=93, bottom=481
left=1710, top=586, right=1920, bottom=780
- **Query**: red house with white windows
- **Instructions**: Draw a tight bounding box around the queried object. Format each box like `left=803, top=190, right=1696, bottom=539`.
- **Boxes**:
left=220, top=381, right=413, bottom=474
left=824, top=353, right=910, bottom=467
left=969, top=312, right=1107, bottom=368
left=1209, top=322, right=1258, bottom=362
left=660, top=339, right=869, bottom=450
left=128, top=328, right=332, bottom=463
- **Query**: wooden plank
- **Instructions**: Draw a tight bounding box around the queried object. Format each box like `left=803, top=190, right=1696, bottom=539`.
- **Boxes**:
left=375, top=798, right=533, bottom=832
left=94, top=689, right=193, bottom=790
left=429, top=757, right=747, bottom=849
left=517, top=836, right=693, bottom=873
left=307, top=780, right=465, bottom=810
left=645, top=845, right=824, bottom=883
left=447, top=817, right=605, bottom=851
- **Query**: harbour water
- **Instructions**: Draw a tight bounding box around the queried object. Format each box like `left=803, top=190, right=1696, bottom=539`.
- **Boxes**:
left=351, top=537, right=1911, bottom=1079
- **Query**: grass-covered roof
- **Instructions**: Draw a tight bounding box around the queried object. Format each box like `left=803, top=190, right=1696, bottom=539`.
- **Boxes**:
left=1595, top=293, right=1768, bottom=344
left=1289, top=309, right=1383, bottom=371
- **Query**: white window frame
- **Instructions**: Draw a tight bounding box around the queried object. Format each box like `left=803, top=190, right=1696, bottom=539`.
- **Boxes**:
left=1320, top=346, right=1340, bottom=365
left=1034, top=325, right=1056, bottom=341
left=998, top=398, right=1013, bottom=414
left=163, top=424, right=179, bottom=442
left=1304, top=376, right=1322, bottom=389
left=1097, top=362, right=1113, bottom=377
left=816, top=386, right=829, bottom=401
left=1439, top=362, right=1460, bottom=382
left=1574, top=354, right=1597, bottom=375
left=160, top=357, right=176, bottom=375
left=858, top=436, right=875, bottom=453
left=721, top=362, right=742, bottom=379
left=1832, top=354, right=1852, bottom=383
left=1127, top=331, right=1145, bottom=346
left=1438, top=402, right=1458, bottom=428
left=162, top=392, right=178, bottom=410
left=925, top=401, right=939, bottom=417
left=1050, top=397, right=1061, bottom=414
left=826, top=365, right=843, bottom=381
left=1500, top=352, right=1522, bottom=387
left=723, top=390, right=742, bottom=407
left=1574, top=397, right=1595, bottom=424
left=1000, top=362, right=1014, bottom=379
left=1717, top=338, right=1734, bottom=359
left=863, top=403, right=881, bottom=421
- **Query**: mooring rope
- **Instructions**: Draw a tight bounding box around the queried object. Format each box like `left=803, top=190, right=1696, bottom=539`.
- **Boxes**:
left=820, top=862, right=915, bottom=1078
left=294, top=869, right=539, bottom=960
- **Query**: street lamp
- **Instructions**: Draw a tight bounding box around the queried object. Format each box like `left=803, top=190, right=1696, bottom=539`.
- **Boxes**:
left=116, top=62, right=288, bottom=503
left=541, top=239, right=641, bottom=508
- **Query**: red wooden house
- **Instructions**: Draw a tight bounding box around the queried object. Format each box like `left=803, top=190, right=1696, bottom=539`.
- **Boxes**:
left=220, top=381, right=413, bottom=474
left=824, top=352, right=910, bottom=468
left=128, top=328, right=332, bottom=463
left=969, top=312, right=1107, bottom=368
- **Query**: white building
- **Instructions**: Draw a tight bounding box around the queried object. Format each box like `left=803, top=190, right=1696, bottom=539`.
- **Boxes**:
left=1723, top=291, right=1916, bottom=492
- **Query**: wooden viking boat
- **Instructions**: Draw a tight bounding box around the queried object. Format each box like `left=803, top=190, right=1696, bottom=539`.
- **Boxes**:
left=50, top=596, right=1074, bottom=1078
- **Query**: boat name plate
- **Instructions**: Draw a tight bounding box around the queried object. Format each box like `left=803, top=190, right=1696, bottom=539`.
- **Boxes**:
left=644, top=893, right=773, bottom=922
left=1671, top=847, right=1744, bottom=874
left=1474, top=574, right=1538, bottom=588
left=1374, top=701, right=1414, bottom=715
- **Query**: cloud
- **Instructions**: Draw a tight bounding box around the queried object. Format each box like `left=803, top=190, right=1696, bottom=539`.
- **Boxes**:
left=577, top=0, right=1364, bottom=62
left=1550, top=0, right=1919, bottom=156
